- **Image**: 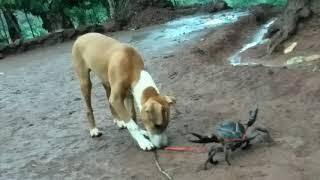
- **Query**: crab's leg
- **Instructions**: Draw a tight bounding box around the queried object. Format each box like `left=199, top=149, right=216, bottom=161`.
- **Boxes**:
left=224, top=145, right=232, bottom=166
left=247, top=106, right=259, bottom=127
left=189, top=132, right=220, bottom=143
left=241, top=139, right=252, bottom=150
left=204, top=146, right=223, bottom=170
left=253, top=127, right=274, bottom=143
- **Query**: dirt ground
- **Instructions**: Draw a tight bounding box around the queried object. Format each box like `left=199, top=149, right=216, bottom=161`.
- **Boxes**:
left=1, top=10, right=320, bottom=180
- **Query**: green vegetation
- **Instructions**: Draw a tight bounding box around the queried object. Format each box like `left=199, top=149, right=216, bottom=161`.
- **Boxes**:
left=171, top=0, right=287, bottom=8
left=0, top=0, right=110, bottom=43
left=0, top=0, right=287, bottom=45
left=171, top=0, right=212, bottom=6
left=66, top=1, right=108, bottom=28
left=224, top=0, right=287, bottom=8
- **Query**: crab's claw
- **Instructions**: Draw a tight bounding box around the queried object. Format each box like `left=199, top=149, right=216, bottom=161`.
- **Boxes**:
left=188, top=132, right=220, bottom=143
left=247, top=106, right=259, bottom=127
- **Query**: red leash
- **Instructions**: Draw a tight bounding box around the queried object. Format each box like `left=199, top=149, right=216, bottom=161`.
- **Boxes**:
left=164, top=146, right=208, bottom=153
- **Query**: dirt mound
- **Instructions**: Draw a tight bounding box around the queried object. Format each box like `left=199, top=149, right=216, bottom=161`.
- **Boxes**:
left=127, top=1, right=231, bottom=29
left=195, top=15, right=259, bottom=64
left=127, top=7, right=177, bottom=29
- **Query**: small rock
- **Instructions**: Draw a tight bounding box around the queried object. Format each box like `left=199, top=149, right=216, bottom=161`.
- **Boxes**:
left=168, top=72, right=178, bottom=79
left=0, top=53, right=3, bottom=59
left=74, top=97, right=81, bottom=101
left=13, top=90, right=22, bottom=94
left=68, top=111, right=76, bottom=115
left=28, top=123, right=34, bottom=127
left=312, top=65, right=319, bottom=72
left=305, top=54, right=320, bottom=62
left=286, top=56, right=305, bottom=65
left=190, top=94, right=202, bottom=101
left=267, top=69, right=274, bottom=75
left=284, top=42, right=297, bottom=54
left=163, top=54, right=175, bottom=59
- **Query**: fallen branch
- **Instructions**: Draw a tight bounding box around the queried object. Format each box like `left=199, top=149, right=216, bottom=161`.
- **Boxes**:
left=154, top=151, right=173, bottom=180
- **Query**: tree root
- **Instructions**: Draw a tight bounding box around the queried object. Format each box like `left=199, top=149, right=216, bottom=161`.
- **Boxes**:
left=265, top=0, right=312, bottom=54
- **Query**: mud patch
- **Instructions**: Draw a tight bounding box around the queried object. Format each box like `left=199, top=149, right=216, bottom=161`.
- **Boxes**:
left=127, top=7, right=177, bottom=29
left=195, top=15, right=259, bottom=65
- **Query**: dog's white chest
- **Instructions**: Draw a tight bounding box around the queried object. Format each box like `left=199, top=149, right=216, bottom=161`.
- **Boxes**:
left=132, top=70, right=159, bottom=111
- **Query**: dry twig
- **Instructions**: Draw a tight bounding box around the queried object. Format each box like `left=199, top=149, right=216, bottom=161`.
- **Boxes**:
left=154, top=151, right=173, bottom=180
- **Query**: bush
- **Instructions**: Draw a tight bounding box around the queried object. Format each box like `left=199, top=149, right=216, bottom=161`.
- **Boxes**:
left=15, top=11, right=48, bottom=40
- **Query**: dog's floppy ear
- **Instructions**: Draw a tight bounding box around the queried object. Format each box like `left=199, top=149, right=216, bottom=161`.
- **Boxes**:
left=164, top=96, right=176, bottom=105
left=143, top=101, right=154, bottom=113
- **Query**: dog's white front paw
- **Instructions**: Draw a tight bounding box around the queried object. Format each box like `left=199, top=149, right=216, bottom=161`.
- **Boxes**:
left=139, top=129, right=148, bottom=136
left=90, top=128, right=102, bottom=137
left=136, top=136, right=155, bottom=151
left=125, top=119, right=154, bottom=150
left=114, top=119, right=127, bottom=129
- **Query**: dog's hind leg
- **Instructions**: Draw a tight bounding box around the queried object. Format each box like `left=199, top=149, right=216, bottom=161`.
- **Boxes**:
left=72, top=54, right=102, bottom=138
left=80, top=72, right=102, bottom=137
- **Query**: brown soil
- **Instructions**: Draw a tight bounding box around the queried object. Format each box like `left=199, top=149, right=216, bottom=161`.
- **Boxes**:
left=127, top=7, right=177, bottom=29
left=1, top=10, right=320, bottom=180
left=127, top=4, right=230, bottom=29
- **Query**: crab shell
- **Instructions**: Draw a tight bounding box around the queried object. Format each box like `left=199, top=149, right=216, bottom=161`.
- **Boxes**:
left=216, top=121, right=246, bottom=139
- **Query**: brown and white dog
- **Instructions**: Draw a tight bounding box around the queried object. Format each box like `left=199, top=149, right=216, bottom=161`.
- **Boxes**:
left=71, top=33, right=176, bottom=150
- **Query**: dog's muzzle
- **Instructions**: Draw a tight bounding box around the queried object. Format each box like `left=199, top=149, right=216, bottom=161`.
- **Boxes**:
left=148, top=132, right=168, bottom=148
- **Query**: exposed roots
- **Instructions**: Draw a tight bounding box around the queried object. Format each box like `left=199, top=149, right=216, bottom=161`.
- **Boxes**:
left=266, top=0, right=312, bottom=54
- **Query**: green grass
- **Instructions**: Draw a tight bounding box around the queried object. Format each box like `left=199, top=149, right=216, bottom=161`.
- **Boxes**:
left=223, top=0, right=286, bottom=8
left=171, top=0, right=287, bottom=8
left=171, top=0, right=212, bottom=7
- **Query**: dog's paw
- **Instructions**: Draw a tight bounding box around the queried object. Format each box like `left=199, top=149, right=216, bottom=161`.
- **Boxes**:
left=137, top=136, right=155, bottom=151
left=90, top=128, right=102, bottom=137
left=139, top=129, right=148, bottom=137
left=114, top=119, right=127, bottom=129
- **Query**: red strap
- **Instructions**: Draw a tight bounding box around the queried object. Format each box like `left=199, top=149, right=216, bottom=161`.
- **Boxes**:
left=164, top=146, right=207, bottom=153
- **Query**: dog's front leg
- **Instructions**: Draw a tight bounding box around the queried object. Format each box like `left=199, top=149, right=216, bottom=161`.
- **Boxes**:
left=125, top=119, right=155, bottom=150
left=109, top=89, right=154, bottom=150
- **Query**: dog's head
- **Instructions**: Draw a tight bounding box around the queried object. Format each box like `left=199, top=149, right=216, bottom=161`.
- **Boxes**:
left=140, top=95, right=176, bottom=148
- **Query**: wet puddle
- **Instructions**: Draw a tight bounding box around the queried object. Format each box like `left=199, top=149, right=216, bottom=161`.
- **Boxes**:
left=228, top=18, right=276, bottom=66
left=114, top=11, right=249, bottom=57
